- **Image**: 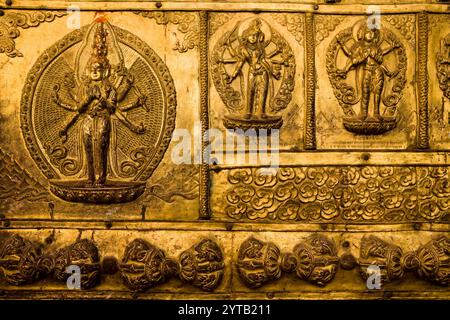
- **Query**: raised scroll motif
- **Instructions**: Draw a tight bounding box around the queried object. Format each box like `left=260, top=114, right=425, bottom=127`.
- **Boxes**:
left=0, top=148, right=48, bottom=202
left=144, top=164, right=199, bottom=203
left=211, top=18, right=295, bottom=130
left=210, top=13, right=234, bottom=36
left=223, top=167, right=450, bottom=222
left=271, top=13, right=304, bottom=45
left=135, top=11, right=198, bottom=53
left=384, top=15, right=416, bottom=48
left=326, top=19, right=407, bottom=135
left=315, top=15, right=345, bottom=45
left=0, top=11, right=66, bottom=58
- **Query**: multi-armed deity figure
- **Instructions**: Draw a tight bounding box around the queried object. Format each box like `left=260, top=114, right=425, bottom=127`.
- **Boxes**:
left=337, top=23, right=399, bottom=121
left=327, top=20, right=406, bottom=135
left=53, top=21, right=148, bottom=186
left=213, top=18, right=294, bottom=130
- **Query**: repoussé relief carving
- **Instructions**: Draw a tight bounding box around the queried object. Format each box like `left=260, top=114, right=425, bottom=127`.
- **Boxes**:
left=211, top=17, right=295, bottom=130
left=20, top=15, right=177, bottom=204
left=326, top=19, right=407, bottom=135
left=2, top=233, right=448, bottom=290
left=222, top=167, right=450, bottom=222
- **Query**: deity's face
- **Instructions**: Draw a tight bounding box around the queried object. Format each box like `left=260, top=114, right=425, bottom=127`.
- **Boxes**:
left=246, top=30, right=261, bottom=45
left=364, top=30, right=375, bottom=42
left=309, top=264, right=338, bottom=287
left=89, top=62, right=106, bottom=81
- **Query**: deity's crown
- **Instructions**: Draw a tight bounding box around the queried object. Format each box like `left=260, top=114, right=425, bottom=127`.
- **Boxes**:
left=247, top=19, right=262, bottom=33
left=88, top=22, right=110, bottom=69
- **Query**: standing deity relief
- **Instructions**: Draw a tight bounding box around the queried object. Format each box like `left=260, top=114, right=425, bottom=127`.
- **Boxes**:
left=211, top=17, right=296, bottom=131
left=326, top=19, right=407, bottom=135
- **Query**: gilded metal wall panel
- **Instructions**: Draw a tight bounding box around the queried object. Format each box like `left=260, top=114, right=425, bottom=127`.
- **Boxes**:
left=0, top=0, right=449, bottom=300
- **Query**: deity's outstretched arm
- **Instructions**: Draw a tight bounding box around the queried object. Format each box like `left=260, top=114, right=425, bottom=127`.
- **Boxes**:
left=116, top=75, right=134, bottom=102
left=77, top=93, right=95, bottom=113
left=382, top=40, right=400, bottom=56
left=56, top=100, right=77, bottom=112
left=228, top=59, right=245, bottom=82
left=104, top=89, right=118, bottom=114
left=337, top=38, right=353, bottom=57
left=338, top=59, right=356, bottom=76
left=337, top=49, right=366, bottom=76
left=119, top=95, right=147, bottom=112
left=115, top=109, right=145, bottom=134
left=266, top=44, right=283, bottom=59
left=270, top=59, right=288, bottom=66
left=380, top=64, right=399, bottom=78
left=219, top=58, right=238, bottom=64
left=52, top=85, right=78, bottom=112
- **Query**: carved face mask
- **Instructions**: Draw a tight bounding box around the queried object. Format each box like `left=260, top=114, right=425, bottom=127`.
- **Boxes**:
left=293, top=234, right=340, bottom=287
left=359, top=235, right=404, bottom=284
left=237, top=237, right=283, bottom=289
left=120, top=239, right=178, bottom=292
left=405, top=236, right=450, bottom=286
left=179, top=239, right=224, bottom=291
left=0, top=234, right=42, bottom=286
left=53, top=239, right=101, bottom=289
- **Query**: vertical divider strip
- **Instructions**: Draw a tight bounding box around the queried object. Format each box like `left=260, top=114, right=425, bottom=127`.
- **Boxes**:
left=199, top=10, right=211, bottom=219
left=304, top=12, right=316, bottom=150
left=417, top=12, right=429, bottom=149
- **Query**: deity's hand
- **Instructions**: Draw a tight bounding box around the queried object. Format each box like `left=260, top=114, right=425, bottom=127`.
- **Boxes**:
left=275, top=42, right=285, bottom=54
left=135, top=122, right=146, bottom=134
left=125, top=73, right=135, bottom=85
left=336, top=69, right=347, bottom=79
left=273, top=70, right=282, bottom=80
left=138, top=95, right=147, bottom=107
left=386, top=69, right=400, bottom=78
left=391, top=40, right=401, bottom=49
left=52, top=91, right=61, bottom=106
left=215, top=55, right=224, bottom=64
left=336, top=36, right=345, bottom=46
left=59, top=129, right=68, bottom=143
left=224, top=74, right=234, bottom=84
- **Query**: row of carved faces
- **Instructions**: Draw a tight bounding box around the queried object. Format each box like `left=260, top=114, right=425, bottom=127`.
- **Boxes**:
left=0, top=235, right=224, bottom=291
left=0, top=233, right=448, bottom=291
left=239, top=234, right=450, bottom=288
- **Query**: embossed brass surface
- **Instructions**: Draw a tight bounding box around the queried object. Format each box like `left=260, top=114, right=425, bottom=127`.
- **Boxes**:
left=0, top=0, right=449, bottom=300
